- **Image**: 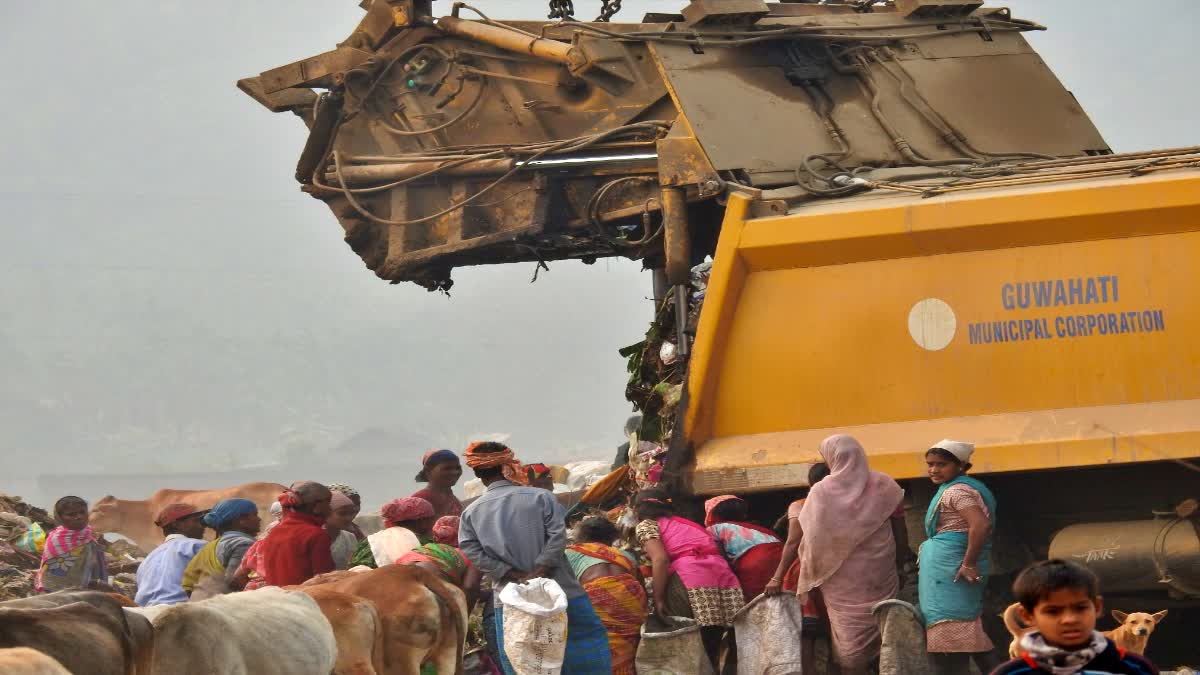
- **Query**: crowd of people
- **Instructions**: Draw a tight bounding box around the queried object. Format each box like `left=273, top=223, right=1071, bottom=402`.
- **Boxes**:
left=30, top=434, right=1163, bottom=675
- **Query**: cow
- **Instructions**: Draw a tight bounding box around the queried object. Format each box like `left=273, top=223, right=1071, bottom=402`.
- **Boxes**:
left=0, top=647, right=72, bottom=675
left=298, top=585, right=385, bottom=675
left=133, top=586, right=336, bottom=675
left=0, top=602, right=130, bottom=675
left=88, top=482, right=286, bottom=551
left=1, top=591, right=153, bottom=675
left=304, top=565, right=467, bottom=675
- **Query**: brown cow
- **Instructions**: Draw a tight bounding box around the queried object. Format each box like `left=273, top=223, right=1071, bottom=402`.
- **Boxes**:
left=89, top=482, right=285, bottom=551
left=304, top=565, right=467, bottom=675
left=298, top=585, right=386, bottom=675
left=1, top=591, right=153, bottom=675
left=0, top=647, right=72, bottom=675
left=0, top=602, right=130, bottom=675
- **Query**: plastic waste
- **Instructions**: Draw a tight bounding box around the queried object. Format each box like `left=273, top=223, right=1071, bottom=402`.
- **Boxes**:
left=659, top=340, right=678, bottom=365
left=15, top=522, right=45, bottom=556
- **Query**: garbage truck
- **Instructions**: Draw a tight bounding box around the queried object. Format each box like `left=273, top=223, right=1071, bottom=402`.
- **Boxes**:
left=240, top=0, right=1200, bottom=628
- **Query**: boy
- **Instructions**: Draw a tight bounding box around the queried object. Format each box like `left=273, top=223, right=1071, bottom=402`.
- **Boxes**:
left=36, top=496, right=110, bottom=592
left=135, top=503, right=208, bottom=606
left=990, top=560, right=1158, bottom=675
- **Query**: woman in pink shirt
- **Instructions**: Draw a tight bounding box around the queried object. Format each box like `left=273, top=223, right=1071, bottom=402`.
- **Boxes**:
left=634, top=488, right=743, bottom=671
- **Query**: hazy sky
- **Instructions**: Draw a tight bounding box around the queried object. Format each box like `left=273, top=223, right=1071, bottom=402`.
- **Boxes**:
left=1, top=1, right=1197, bottom=504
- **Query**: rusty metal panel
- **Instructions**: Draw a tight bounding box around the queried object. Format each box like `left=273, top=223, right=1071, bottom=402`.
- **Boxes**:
left=243, top=4, right=1115, bottom=289
left=763, top=3, right=865, bottom=16
left=236, top=77, right=318, bottom=114
left=657, top=133, right=718, bottom=188
left=896, top=53, right=1109, bottom=156
left=349, top=0, right=398, bottom=46
left=681, top=0, right=770, bottom=27
left=649, top=42, right=898, bottom=175
left=260, top=47, right=373, bottom=94
left=890, top=29, right=1032, bottom=59
left=895, top=0, right=984, bottom=19
left=649, top=30, right=1107, bottom=181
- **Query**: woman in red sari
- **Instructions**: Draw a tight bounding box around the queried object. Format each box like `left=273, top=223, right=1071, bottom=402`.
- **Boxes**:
left=566, top=516, right=648, bottom=675
left=704, top=495, right=783, bottom=600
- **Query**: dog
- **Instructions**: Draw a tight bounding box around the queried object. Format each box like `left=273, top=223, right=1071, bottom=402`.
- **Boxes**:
left=1002, top=603, right=1036, bottom=658
left=1104, top=609, right=1167, bottom=655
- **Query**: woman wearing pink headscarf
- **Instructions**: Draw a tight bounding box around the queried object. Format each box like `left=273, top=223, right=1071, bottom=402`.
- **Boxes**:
left=350, top=497, right=436, bottom=568
left=793, top=434, right=904, bottom=674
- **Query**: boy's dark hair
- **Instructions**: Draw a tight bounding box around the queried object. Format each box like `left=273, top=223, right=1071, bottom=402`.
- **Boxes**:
left=53, top=496, right=87, bottom=519
left=808, top=463, right=831, bottom=485
left=1013, top=559, right=1099, bottom=610
left=711, top=498, right=749, bottom=523
left=576, top=516, right=618, bottom=545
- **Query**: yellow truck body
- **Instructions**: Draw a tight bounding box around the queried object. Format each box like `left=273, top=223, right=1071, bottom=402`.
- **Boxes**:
left=685, top=163, right=1200, bottom=496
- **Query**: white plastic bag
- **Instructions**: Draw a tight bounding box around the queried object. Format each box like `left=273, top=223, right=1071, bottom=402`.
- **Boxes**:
left=636, top=615, right=714, bottom=675
left=562, top=460, right=613, bottom=491
left=498, top=578, right=569, bottom=675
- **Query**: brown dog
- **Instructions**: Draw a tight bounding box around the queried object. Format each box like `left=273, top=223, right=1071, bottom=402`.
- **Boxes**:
left=1002, top=603, right=1036, bottom=658
left=1104, top=610, right=1167, bottom=656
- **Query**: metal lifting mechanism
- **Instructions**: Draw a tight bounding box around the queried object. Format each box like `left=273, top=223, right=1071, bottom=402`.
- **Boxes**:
left=239, top=0, right=1106, bottom=293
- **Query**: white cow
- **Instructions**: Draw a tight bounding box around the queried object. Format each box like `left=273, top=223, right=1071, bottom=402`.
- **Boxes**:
left=132, top=587, right=337, bottom=675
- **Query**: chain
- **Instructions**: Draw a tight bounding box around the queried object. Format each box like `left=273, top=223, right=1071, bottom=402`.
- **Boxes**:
left=548, top=0, right=621, bottom=22
left=596, top=0, right=622, bottom=22
left=547, top=0, right=574, bottom=20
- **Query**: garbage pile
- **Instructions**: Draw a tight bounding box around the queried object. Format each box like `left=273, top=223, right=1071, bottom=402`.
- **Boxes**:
left=0, top=494, right=50, bottom=601
left=0, top=492, right=146, bottom=601
left=618, top=261, right=711, bottom=489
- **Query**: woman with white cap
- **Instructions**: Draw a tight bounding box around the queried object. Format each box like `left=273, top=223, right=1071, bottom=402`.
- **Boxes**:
left=920, top=439, right=998, bottom=673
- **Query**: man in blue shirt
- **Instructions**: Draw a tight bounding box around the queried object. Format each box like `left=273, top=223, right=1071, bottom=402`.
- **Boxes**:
left=459, top=442, right=612, bottom=675
left=135, top=504, right=208, bottom=607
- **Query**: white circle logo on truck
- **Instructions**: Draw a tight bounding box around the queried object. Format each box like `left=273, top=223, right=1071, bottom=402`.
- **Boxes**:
left=908, top=298, right=957, bottom=351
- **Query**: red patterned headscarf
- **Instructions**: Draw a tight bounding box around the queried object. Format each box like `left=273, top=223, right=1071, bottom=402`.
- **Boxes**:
left=463, top=442, right=528, bottom=485
left=381, top=497, right=435, bottom=527
left=432, top=516, right=460, bottom=545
